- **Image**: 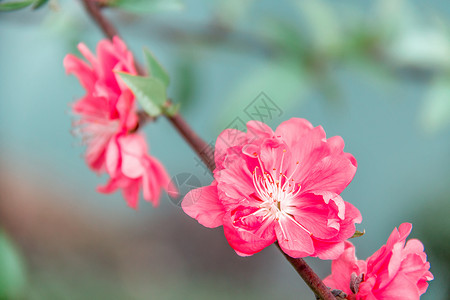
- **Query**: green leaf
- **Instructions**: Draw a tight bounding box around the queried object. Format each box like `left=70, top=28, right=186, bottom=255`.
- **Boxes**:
left=111, top=0, right=183, bottom=14
left=350, top=230, right=365, bottom=239
left=0, top=0, right=33, bottom=11
left=0, top=230, right=26, bottom=299
left=215, top=0, right=255, bottom=29
left=143, top=48, right=170, bottom=88
left=32, top=0, right=48, bottom=9
left=118, top=73, right=166, bottom=117
left=292, top=0, right=342, bottom=49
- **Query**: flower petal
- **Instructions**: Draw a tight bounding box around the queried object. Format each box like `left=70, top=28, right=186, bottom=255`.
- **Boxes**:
left=323, top=241, right=362, bottom=295
left=300, top=155, right=357, bottom=194
left=274, top=118, right=315, bottom=147
left=276, top=216, right=314, bottom=258
left=182, top=183, right=225, bottom=228
left=223, top=209, right=276, bottom=256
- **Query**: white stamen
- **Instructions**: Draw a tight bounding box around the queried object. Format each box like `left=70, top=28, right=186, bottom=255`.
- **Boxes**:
left=251, top=151, right=311, bottom=241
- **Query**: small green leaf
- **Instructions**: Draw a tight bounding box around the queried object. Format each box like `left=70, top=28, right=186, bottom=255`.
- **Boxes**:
left=0, top=230, right=26, bottom=299
left=32, top=0, right=48, bottom=9
left=143, top=48, right=170, bottom=88
left=0, top=0, right=33, bottom=11
left=118, top=73, right=166, bottom=117
left=350, top=230, right=365, bottom=239
left=111, top=0, right=183, bottom=14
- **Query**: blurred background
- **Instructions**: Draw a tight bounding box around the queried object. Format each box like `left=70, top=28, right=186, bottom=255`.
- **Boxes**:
left=1, top=0, right=449, bottom=299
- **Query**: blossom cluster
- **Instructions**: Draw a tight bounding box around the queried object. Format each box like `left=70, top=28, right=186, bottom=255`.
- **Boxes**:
left=65, top=38, right=433, bottom=299
left=64, top=37, right=173, bottom=208
left=181, top=118, right=434, bottom=297
left=324, top=223, right=433, bottom=299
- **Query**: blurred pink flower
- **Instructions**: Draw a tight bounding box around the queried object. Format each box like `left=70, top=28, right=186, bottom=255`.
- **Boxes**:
left=324, top=223, right=433, bottom=300
left=64, top=36, right=138, bottom=172
left=182, top=118, right=361, bottom=258
left=97, top=134, right=174, bottom=208
left=64, top=37, right=174, bottom=208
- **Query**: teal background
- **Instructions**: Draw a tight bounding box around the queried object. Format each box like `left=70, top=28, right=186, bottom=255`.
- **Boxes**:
left=1, top=0, right=449, bottom=299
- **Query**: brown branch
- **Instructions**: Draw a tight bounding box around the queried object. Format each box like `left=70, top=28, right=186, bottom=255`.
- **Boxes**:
left=167, top=114, right=215, bottom=171
left=275, top=242, right=336, bottom=300
left=78, top=1, right=334, bottom=299
left=80, top=0, right=118, bottom=40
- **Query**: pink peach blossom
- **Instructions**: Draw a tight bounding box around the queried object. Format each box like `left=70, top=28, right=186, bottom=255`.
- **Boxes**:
left=97, top=134, right=174, bottom=208
left=324, top=223, right=433, bottom=300
left=182, top=118, right=361, bottom=258
left=64, top=36, right=138, bottom=172
left=64, top=37, right=174, bottom=208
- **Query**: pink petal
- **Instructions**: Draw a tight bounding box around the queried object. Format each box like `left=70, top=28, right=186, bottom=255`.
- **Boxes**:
left=375, top=273, right=420, bottom=300
left=122, top=179, right=140, bottom=209
left=78, top=42, right=99, bottom=71
left=215, top=156, right=255, bottom=200
left=149, top=155, right=172, bottom=188
left=246, top=120, right=274, bottom=141
left=287, top=193, right=340, bottom=239
left=312, top=240, right=345, bottom=260
left=300, top=155, right=357, bottom=194
left=274, top=118, right=315, bottom=147
left=215, top=128, right=247, bottom=167
left=63, top=54, right=96, bottom=91
left=222, top=210, right=276, bottom=256
left=182, top=183, right=225, bottom=228
left=399, top=253, right=430, bottom=282
left=121, top=152, right=145, bottom=178
left=386, top=223, right=412, bottom=252
left=105, top=136, right=120, bottom=175
left=276, top=216, right=314, bottom=258
left=118, top=135, right=147, bottom=178
left=327, top=136, right=357, bottom=167
left=285, top=127, right=330, bottom=185
left=116, top=90, right=137, bottom=131
left=323, top=241, right=361, bottom=295
left=97, top=177, right=120, bottom=194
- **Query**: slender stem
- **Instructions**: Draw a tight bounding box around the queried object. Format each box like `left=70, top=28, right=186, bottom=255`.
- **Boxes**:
left=167, top=114, right=215, bottom=171
left=80, top=0, right=117, bottom=40
left=78, top=1, right=334, bottom=299
left=275, top=243, right=336, bottom=300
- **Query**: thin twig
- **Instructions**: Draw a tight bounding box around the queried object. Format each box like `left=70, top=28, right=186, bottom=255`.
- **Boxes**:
left=275, top=242, right=336, bottom=300
left=80, top=0, right=117, bottom=40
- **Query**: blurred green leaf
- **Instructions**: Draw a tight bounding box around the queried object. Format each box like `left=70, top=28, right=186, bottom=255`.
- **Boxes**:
left=292, top=0, right=341, bottom=50
left=0, top=230, right=26, bottom=299
left=32, top=0, right=48, bottom=9
left=0, top=0, right=33, bottom=11
left=260, top=18, right=305, bottom=57
left=350, top=230, right=365, bottom=239
left=144, top=48, right=170, bottom=88
left=420, top=75, right=450, bottom=134
left=118, top=73, right=167, bottom=117
left=215, top=0, right=254, bottom=29
left=111, top=0, right=183, bottom=14
left=173, top=56, right=197, bottom=111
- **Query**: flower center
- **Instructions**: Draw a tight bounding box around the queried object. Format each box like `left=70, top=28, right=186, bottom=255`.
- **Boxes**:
left=74, top=117, right=120, bottom=146
left=248, top=149, right=311, bottom=240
